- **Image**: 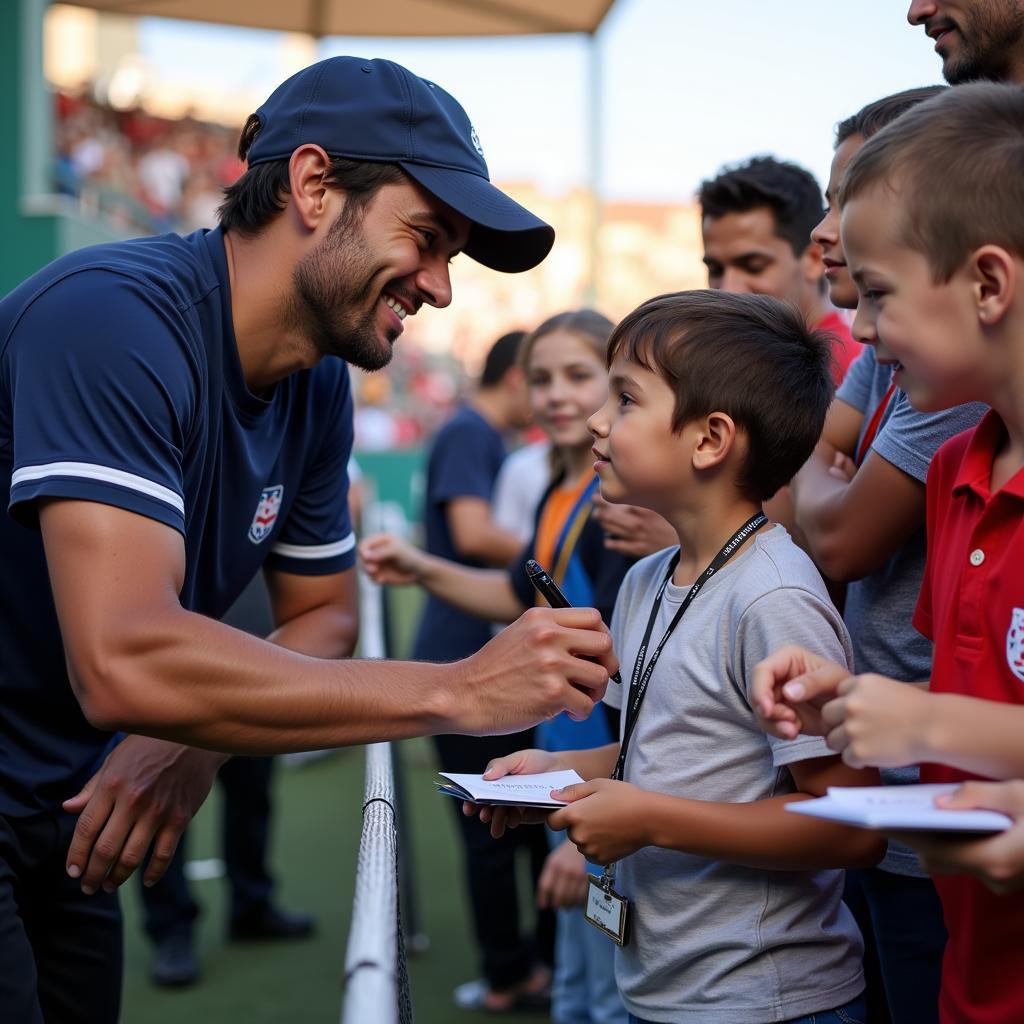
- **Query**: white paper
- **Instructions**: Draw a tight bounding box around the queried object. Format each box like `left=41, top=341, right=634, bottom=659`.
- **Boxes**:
left=787, top=783, right=1012, bottom=832
left=436, top=769, right=585, bottom=807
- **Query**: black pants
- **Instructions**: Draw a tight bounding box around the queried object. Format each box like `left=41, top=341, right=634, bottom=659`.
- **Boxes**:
left=141, top=755, right=275, bottom=940
left=434, top=732, right=555, bottom=991
left=0, top=809, right=122, bottom=1023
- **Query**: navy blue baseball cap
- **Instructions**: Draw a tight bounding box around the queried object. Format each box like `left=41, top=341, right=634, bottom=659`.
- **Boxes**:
left=246, top=56, right=555, bottom=273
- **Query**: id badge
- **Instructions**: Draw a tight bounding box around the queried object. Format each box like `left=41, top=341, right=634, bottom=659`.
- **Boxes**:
left=585, top=874, right=630, bottom=946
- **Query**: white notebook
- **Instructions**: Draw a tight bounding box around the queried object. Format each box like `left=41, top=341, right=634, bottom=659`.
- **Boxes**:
left=436, top=769, right=584, bottom=808
left=787, top=783, right=1012, bottom=832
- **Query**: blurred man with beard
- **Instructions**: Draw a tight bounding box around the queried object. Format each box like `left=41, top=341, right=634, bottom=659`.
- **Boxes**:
left=0, top=57, right=616, bottom=1022
left=908, top=0, right=1024, bottom=84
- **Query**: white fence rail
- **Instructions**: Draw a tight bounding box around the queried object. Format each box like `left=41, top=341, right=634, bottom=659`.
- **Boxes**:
left=340, top=563, right=412, bottom=1024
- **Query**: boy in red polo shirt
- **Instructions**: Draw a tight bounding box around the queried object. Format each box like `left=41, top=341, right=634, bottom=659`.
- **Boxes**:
left=752, top=82, right=1024, bottom=1024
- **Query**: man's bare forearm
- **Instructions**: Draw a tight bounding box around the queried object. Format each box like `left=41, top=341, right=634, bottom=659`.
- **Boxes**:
left=76, top=608, right=457, bottom=753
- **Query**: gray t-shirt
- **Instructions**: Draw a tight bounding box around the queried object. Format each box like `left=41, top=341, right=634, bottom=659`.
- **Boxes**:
left=836, top=348, right=986, bottom=874
left=604, top=527, right=863, bottom=1023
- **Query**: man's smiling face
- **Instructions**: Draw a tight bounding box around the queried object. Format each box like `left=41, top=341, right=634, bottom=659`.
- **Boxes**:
left=293, top=178, right=469, bottom=371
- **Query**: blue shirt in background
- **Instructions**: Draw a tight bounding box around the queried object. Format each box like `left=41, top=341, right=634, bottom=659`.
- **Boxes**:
left=412, top=405, right=506, bottom=663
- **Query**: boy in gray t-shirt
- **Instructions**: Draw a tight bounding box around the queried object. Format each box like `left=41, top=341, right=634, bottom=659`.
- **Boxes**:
left=474, top=291, right=884, bottom=1023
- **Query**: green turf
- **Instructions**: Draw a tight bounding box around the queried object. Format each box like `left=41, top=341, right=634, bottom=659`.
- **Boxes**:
left=120, top=584, right=548, bottom=1022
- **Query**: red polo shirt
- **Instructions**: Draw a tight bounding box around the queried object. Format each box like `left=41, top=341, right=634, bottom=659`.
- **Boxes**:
left=814, top=310, right=863, bottom=385
left=914, top=410, right=1024, bottom=1024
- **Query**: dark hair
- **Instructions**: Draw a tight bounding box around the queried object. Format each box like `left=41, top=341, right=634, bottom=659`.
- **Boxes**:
left=217, top=113, right=407, bottom=235
left=607, top=290, right=833, bottom=501
left=835, top=85, right=948, bottom=147
left=698, top=156, right=824, bottom=257
left=480, top=331, right=527, bottom=387
left=840, top=82, right=1024, bottom=282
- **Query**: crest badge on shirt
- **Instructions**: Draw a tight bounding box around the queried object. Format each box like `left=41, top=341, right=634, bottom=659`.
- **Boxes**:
left=1007, top=607, right=1024, bottom=683
left=248, top=485, right=284, bottom=544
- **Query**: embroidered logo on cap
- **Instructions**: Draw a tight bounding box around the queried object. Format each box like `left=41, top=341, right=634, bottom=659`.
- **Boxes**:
left=249, top=485, right=284, bottom=544
left=1007, top=607, right=1024, bottom=683
left=470, top=125, right=484, bottom=157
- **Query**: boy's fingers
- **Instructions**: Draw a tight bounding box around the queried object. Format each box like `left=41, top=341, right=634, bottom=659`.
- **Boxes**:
left=551, top=782, right=594, bottom=804
left=781, top=662, right=851, bottom=704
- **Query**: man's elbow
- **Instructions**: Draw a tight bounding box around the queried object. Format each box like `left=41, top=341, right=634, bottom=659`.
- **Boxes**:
left=68, top=652, right=179, bottom=735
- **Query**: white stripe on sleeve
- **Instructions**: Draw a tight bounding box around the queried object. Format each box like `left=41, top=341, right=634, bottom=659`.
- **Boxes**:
left=11, top=461, right=185, bottom=515
left=270, top=533, right=357, bottom=561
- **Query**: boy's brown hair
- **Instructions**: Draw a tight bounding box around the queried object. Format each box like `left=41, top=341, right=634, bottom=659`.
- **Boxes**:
left=607, top=290, right=833, bottom=502
left=839, top=82, right=1024, bottom=282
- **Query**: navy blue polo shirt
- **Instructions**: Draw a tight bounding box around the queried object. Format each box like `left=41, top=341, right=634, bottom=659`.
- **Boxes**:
left=0, top=227, right=355, bottom=817
left=412, top=405, right=507, bottom=663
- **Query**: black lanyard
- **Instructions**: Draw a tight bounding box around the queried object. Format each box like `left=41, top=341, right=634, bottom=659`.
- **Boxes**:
left=611, top=511, right=768, bottom=782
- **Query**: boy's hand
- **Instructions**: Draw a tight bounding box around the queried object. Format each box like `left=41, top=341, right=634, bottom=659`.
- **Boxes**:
left=462, top=748, right=564, bottom=838
left=537, top=838, right=589, bottom=909
left=821, top=674, right=934, bottom=768
left=548, top=779, right=650, bottom=864
left=889, top=781, right=1024, bottom=894
left=752, top=645, right=852, bottom=739
left=358, top=533, right=426, bottom=585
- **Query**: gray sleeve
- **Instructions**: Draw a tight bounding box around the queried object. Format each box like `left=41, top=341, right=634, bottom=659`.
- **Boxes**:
left=834, top=348, right=875, bottom=415
left=871, top=394, right=988, bottom=484
left=733, top=587, right=854, bottom=768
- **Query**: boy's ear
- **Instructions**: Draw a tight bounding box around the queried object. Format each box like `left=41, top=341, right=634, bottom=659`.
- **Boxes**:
left=971, top=244, right=1016, bottom=328
left=692, top=412, right=737, bottom=472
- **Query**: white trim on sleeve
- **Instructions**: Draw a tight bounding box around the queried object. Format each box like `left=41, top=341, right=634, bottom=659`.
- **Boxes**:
left=270, top=533, right=357, bottom=560
left=11, top=462, right=185, bottom=516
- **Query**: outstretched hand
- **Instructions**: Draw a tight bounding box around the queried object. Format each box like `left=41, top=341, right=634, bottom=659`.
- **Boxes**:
left=63, top=735, right=225, bottom=894
left=359, top=533, right=426, bottom=586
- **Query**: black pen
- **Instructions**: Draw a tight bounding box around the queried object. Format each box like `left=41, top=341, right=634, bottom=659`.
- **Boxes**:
left=525, top=558, right=570, bottom=608
left=525, top=559, right=621, bottom=685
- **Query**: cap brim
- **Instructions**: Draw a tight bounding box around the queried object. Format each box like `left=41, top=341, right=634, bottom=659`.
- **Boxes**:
left=400, top=162, right=554, bottom=273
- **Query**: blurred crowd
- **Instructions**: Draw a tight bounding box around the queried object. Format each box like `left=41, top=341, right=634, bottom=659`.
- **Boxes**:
left=54, top=89, right=244, bottom=235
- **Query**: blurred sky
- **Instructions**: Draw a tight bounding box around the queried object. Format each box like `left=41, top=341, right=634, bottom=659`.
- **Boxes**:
left=138, top=0, right=944, bottom=203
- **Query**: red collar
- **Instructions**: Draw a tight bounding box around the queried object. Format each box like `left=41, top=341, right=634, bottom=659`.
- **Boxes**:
left=952, top=410, right=1024, bottom=502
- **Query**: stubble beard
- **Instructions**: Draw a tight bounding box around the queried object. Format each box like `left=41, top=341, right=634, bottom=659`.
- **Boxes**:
left=943, top=1, right=1024, bottom=83
left=290, top=205, right=399, bottom=372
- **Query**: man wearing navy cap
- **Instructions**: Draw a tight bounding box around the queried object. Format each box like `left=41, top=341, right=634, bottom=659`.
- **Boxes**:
left=0, top=57, right=614, bottom=1021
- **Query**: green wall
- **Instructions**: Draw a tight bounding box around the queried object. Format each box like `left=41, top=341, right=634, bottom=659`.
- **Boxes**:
left=1, top=0, right=125, bottom=296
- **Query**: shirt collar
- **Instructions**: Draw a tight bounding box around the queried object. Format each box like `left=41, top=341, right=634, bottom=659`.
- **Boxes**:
left=953, top=409, right=1024, bottom=501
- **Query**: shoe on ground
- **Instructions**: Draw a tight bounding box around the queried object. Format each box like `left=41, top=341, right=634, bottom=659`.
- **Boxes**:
left=453, top=977, right=552, bottom=1014
left=150, top=932, right=199, bottom=988
left=228, top=904, right=316, bottom=942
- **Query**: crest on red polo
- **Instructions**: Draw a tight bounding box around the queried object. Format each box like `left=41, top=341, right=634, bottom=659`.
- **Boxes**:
left=1007, top=608, right=1024, bottom=684
left=249, top=485, right=284, bottom=544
